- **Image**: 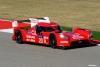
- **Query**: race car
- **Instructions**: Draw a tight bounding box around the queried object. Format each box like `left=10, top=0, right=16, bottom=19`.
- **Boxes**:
left=12, top=17, right=93, bottom=49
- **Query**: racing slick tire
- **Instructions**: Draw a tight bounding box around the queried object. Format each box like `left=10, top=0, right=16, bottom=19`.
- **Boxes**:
left=15, top=30, right=23, bottom=44
left=49, top=34, right=57, bottom=49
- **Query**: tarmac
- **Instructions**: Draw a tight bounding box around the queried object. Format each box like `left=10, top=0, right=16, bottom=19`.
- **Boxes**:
left=0, top=32, right=100, bottom=67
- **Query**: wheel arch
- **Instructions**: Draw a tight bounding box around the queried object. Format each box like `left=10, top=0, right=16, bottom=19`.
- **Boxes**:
left=14, top=28, right=27, bottom=41
left=49, top=33, right=60, bottom=48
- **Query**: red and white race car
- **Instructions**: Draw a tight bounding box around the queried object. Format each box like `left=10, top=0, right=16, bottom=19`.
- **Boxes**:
left=12, top=17, right=93, bottom=49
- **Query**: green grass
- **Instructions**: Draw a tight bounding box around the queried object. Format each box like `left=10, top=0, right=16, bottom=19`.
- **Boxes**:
left=23, top=26, right=31, bottom=30
left=92, top=31, right=100, bottom=40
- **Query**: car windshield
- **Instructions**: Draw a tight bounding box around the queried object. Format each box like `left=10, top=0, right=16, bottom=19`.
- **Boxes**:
left=40, top=26, right=62, bottom=32
left=55, top=26, right=62, bottom=31
left=40, top=26, right=54, bottom=32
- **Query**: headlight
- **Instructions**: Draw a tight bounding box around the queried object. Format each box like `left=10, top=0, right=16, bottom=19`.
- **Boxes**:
left=60, top=34, right=64, bottom=38
left=60, top=34, right=69, bottom=40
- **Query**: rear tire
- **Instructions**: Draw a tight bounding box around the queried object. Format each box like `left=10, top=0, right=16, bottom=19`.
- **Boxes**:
left=15, top=30, right=23, bottom=44
left=49, top=34, right=57, bottom=49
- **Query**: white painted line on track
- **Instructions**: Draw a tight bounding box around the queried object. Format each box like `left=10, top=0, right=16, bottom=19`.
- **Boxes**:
left=0, top=28, right=13, bottom=33
left=88, top=64, right=97, bottom=67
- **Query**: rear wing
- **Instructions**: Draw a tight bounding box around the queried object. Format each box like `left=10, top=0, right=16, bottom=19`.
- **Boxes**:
left=12, top=17, right=50, bottom=27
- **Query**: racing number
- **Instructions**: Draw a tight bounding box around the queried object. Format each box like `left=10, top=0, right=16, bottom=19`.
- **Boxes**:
left=39, top=36, right=48, bottom=44
left=39, top=38, right=43, bottom=43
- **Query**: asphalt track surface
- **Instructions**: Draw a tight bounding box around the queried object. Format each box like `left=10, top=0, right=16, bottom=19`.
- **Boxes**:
left=0, top=32, right=100, bottom=67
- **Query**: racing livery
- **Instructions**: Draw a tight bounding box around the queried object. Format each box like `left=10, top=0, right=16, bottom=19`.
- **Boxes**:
left=12, top=17, right=93, bottom=49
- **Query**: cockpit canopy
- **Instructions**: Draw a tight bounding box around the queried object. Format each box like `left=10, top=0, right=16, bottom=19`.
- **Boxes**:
left=35, top=25, right=62, bottom=32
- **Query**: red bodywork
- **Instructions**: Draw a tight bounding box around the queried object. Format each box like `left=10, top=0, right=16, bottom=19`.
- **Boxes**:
left=12, top=21, right=93, bottom=48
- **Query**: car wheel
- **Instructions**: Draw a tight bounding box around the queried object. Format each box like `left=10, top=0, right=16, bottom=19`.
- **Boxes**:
left=49, top=34, right=57, bottom=49
left=15, top=30, right=23, bottom=44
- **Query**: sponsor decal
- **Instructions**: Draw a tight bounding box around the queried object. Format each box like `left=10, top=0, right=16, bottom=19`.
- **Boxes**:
left=26, top=35, right=35, bottom=39
left=26, top=35, right=35, bottom=42
left=72, top=35, right=84, bottom=39
left=26, top=39, right=35, bottom=42
left=27, top=31, right=36, bottom=35
left=60, top=41, right=68, bottom=43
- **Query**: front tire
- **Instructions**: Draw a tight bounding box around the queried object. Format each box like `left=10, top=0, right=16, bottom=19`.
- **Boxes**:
left=49, top=34, right=57, bottom=49
left=15, top=30, right=23, bottom=44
